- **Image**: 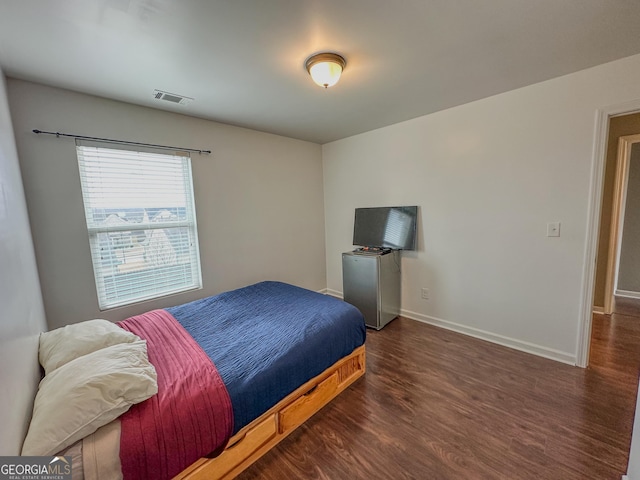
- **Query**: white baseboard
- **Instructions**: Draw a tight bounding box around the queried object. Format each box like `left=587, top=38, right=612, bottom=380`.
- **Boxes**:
left=325, top=289, right=343, bottom=299
left=593, top=306, right=605, bottom=314
left=615, top=289, right=640, bottom=300
left=317, top=288, right=328, bottom=295
left=621, top=475, right=628, bottom=480
left=400, top=309, right=576, bottom=366
left=325, top=288, right=576, bottom=365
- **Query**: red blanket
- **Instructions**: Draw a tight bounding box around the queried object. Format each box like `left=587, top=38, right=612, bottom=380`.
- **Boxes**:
left=118, top=309, right=233, bottom=479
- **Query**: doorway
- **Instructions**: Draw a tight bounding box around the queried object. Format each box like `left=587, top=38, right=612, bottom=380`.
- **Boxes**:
left=604, top=135, right=640, bottom=313
left=583, top=112, right=640, bottom=367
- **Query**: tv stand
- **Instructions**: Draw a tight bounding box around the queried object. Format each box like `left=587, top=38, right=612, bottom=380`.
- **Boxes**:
left=342, top=250, right=400, bottom=330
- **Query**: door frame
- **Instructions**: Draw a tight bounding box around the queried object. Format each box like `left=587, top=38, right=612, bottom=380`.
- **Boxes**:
left=577, top=100, right=640, bottom=368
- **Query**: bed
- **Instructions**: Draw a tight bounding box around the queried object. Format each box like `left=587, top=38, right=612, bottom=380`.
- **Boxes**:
left=22, top=281, right=366, bottom=480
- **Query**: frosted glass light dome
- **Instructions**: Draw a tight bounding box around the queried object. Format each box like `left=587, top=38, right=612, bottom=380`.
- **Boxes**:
left=305, top=53, right=346, bottom=88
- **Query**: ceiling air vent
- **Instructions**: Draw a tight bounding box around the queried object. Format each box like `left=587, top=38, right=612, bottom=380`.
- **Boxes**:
left=152, top=89, right=193, bottom=106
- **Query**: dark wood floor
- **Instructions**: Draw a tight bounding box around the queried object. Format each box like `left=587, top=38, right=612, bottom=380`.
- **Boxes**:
left=239, top=310, right=640, bottom=479
left=614, top=295, right=640, bottom=317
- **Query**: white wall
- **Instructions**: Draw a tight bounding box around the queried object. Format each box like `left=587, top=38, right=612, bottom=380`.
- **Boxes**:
left=622, top=376, right=640, bottom=480
left=627, top=380, right=640, bottom=480
left=8, top=79, right=325, bottom=330
left=0, top=72, right=47, bottom=454
left=323, top=53, right=640, bottom=364
left=623, top=376, right=640, bottom=480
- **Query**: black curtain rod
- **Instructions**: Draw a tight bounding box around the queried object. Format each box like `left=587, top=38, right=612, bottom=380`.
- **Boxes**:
left=32, top=129, right=211, bottom=155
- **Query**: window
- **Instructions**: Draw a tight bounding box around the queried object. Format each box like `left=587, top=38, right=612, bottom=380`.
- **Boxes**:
left=76, top=144, right=202, bottom=309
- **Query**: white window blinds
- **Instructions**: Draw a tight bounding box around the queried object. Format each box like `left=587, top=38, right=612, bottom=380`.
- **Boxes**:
left=76, top=145, right=202, bottom=310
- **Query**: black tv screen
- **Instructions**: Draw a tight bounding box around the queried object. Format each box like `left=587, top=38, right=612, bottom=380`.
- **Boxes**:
left=353, top=206, right=418, bottom=250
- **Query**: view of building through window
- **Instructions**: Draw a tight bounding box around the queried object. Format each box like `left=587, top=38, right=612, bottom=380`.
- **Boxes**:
left=76, top=145, right=202, bottom=309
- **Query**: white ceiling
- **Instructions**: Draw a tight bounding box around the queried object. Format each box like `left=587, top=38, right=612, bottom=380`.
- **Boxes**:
left=1, top=1, right=640, bottom=144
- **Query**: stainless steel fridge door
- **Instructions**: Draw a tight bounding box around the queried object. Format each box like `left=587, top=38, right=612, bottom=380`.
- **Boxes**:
left=342, top=253, right=379, bottom=328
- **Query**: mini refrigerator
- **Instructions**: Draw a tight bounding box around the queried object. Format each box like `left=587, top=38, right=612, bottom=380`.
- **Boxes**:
left=342, top=250, right=400, bottom=330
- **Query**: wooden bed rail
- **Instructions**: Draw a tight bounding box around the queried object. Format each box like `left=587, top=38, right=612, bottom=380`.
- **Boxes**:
left=175, top=345, right=366, bottom=480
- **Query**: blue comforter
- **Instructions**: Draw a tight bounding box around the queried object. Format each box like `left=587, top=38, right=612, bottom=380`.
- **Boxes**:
left=167, top=281, right=366, bottom=433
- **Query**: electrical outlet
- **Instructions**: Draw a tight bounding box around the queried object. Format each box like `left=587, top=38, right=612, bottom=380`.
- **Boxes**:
left=421, top=287, right=429, bottom=300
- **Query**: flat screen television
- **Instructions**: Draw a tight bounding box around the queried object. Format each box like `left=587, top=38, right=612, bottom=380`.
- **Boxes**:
left=353, top=206, right=418, bottom=250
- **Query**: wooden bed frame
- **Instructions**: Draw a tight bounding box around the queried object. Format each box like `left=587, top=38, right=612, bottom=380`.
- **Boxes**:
left=175, top=345, right=366, bottom=480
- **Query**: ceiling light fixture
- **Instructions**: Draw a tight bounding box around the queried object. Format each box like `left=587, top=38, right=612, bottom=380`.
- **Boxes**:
left=305, top=52, right=346, bottom=88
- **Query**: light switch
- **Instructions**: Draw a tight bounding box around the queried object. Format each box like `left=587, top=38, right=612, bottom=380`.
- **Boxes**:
left=547, top=222, right=561, bottom=237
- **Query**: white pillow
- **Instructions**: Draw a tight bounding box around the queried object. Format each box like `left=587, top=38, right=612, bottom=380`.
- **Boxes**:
left=39, top=319, right=139, bottom=375
left=22, top=340, right=158, bottom=456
